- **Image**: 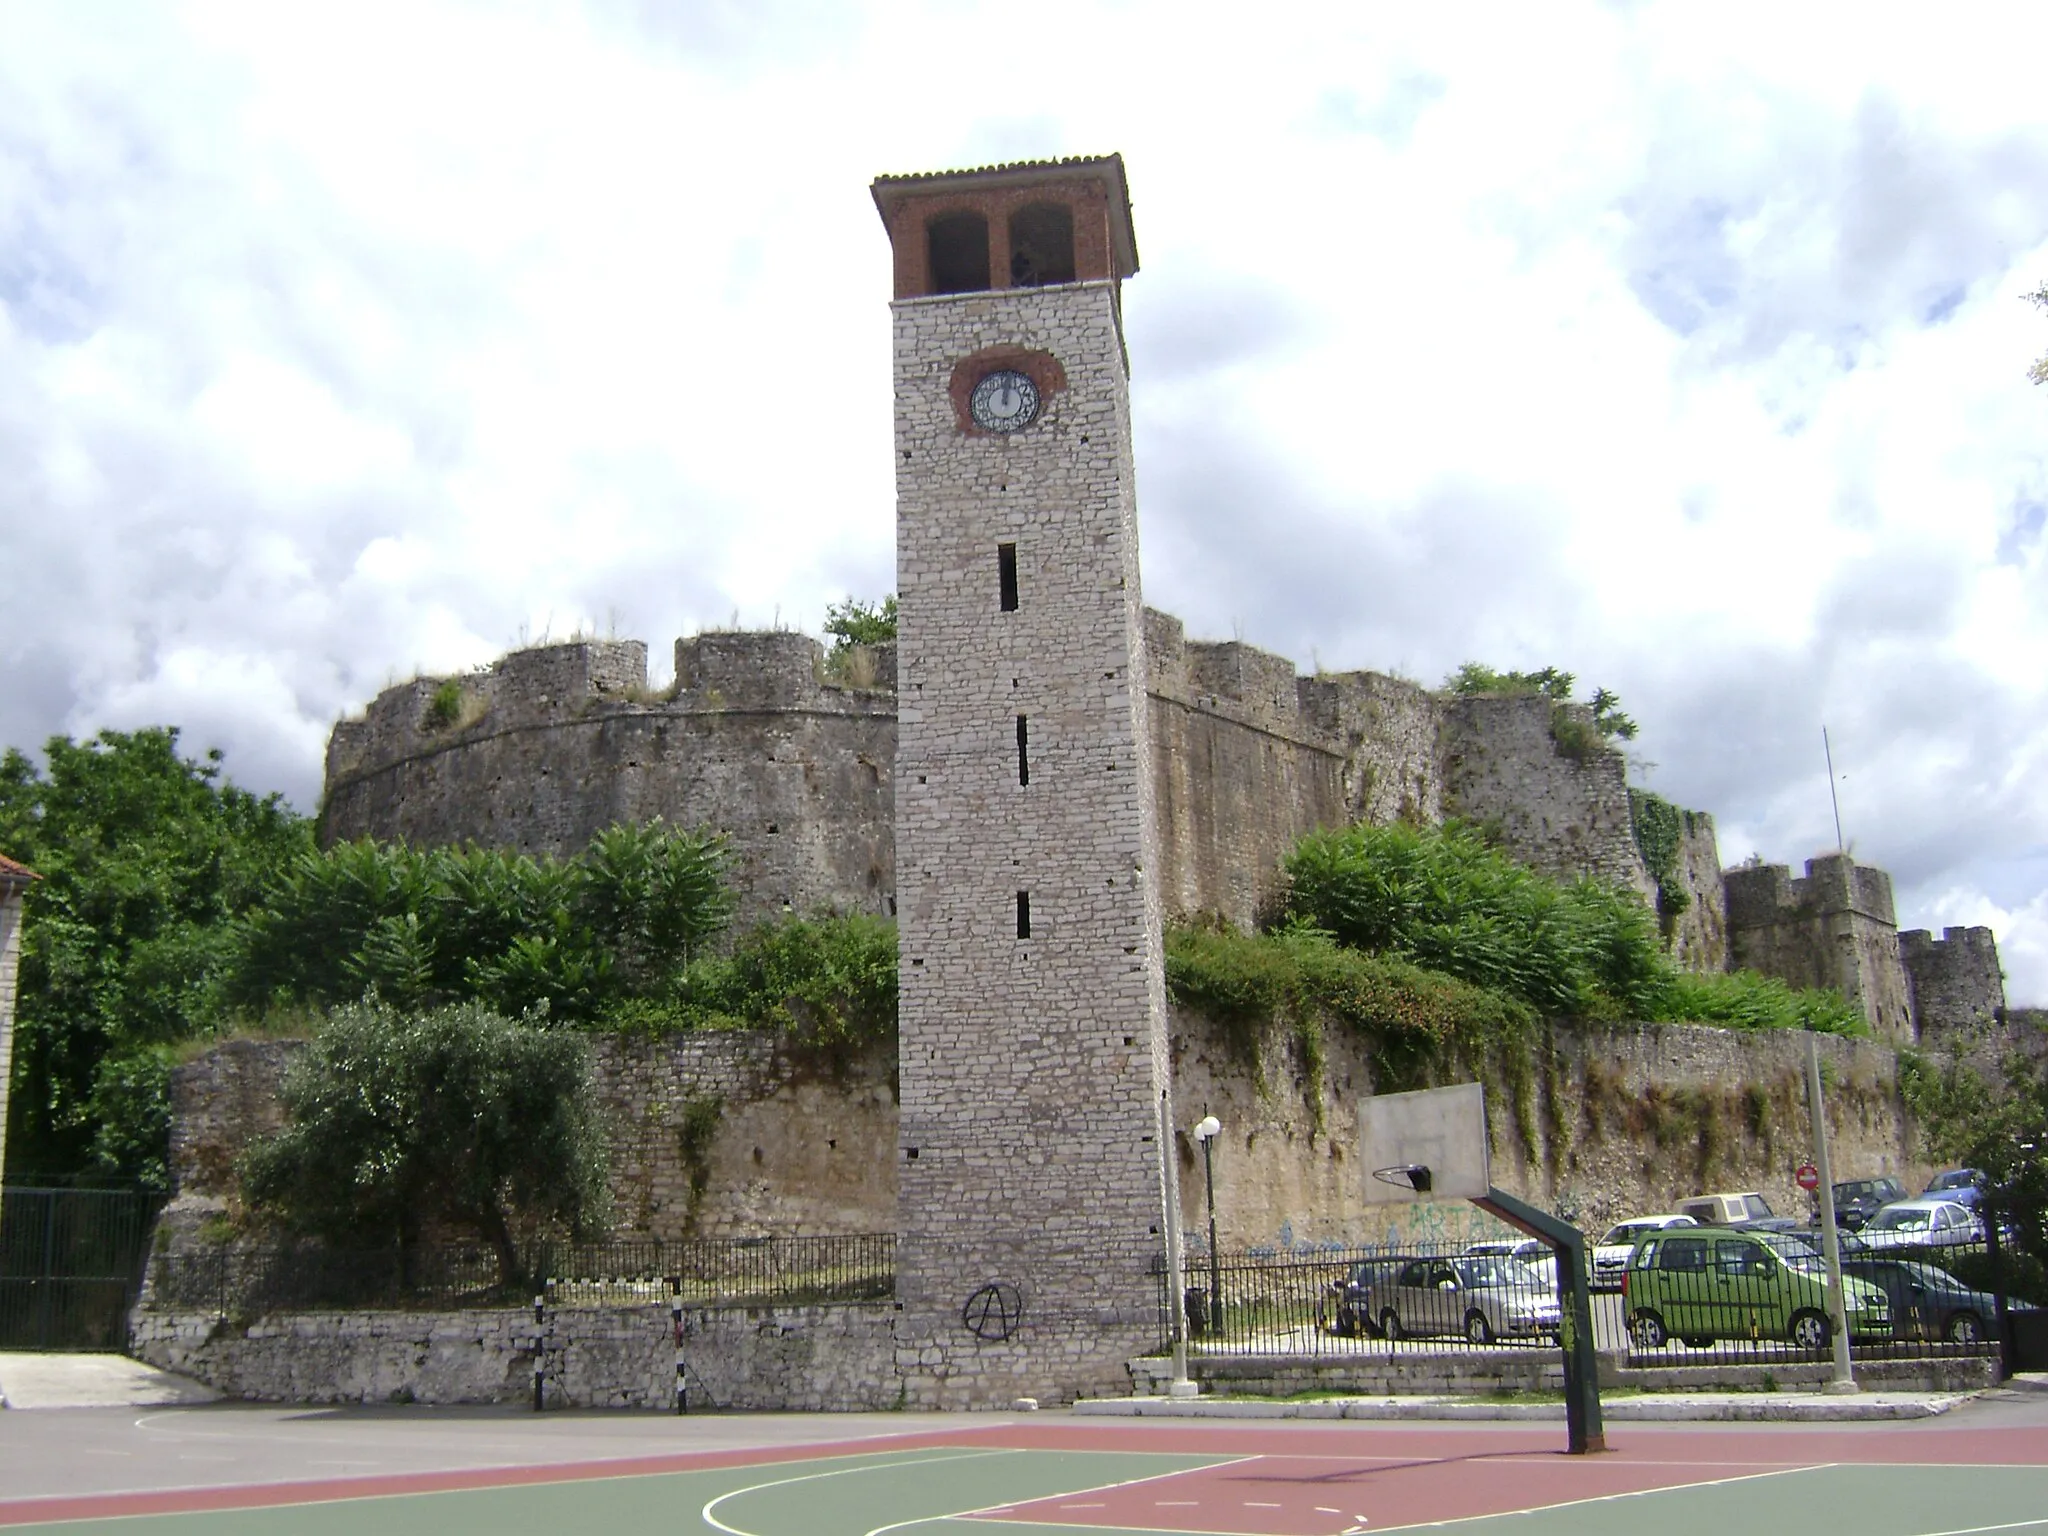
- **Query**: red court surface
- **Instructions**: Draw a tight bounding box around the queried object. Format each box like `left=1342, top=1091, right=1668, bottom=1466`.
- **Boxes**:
left=0, top=1414, right=2043, bottom=1535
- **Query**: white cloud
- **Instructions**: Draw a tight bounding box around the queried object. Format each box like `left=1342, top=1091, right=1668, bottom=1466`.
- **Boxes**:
left=2, top=0, right=2047, bottom=1000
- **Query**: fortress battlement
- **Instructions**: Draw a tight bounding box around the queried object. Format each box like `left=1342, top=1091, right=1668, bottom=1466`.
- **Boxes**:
left=1724, top=852, right=1898, bottom=930
left=1900, top=924, right=2008, bottom=1036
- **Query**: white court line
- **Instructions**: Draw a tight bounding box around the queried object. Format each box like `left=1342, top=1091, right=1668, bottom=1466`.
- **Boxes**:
left=703, top=1449, right=1021, bottom=1536
left=1357, top=1460, right=1834, bottom=1535
left=1916, top=1522, right=2048, bottom=1536
left=863, top=1452, right=1262, bottom=1536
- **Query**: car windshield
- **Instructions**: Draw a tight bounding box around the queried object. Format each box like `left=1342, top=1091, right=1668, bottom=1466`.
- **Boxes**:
left=1455, top=1258, right=1523, bottom=1289
left=1869, top=1207, right=1933, bottom=1231
left=1757, top=1234, right=1824, bottom=1273
left=1601, top=1224, right=1646, bottom=1244
left=1901, top=1262, right=1968, bottom=1293
left=1928, top=1171, right=1977, bottom=1191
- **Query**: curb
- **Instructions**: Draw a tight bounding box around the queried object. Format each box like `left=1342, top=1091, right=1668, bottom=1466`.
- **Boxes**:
left=1074, top=1392, right=1972, bottom=1423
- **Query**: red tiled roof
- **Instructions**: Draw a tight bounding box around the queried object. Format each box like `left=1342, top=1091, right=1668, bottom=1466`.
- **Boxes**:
left=0, top=851, right=40, bottom=884
left=870, top=154, right=1139, bottom=279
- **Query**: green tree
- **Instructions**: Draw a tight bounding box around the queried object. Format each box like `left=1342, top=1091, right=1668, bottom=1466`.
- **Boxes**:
left=823, top=595, right=898, bottom=654
left=239, top=999, right=611, bottom=1281
left=1901, top=1044, right=2048, bottom=1296
left=0, top=729, right=309, bottom=1184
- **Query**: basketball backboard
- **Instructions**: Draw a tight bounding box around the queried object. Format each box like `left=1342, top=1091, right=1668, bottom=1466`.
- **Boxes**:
left=1358, top=1082, right=1490, bottom=1204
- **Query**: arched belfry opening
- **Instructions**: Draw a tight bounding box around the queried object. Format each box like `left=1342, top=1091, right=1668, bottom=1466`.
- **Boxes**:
left=1008, top=202, right=1075, bottom=287
left=927, top=210, right=991, bottom=294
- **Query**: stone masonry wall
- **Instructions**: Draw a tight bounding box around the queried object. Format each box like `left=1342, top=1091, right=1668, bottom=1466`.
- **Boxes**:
left=1726, top=855, right=1916, bottom=1042
left=168, top=1033, right=898, bottom=1243
left=890, top=274, right=1172, bottom=1409
left=130, top=1303, right=673, bottom=1407
left=0, top=867, right=26, bottom=1184
left=322, top=635, right=897, bottom=932
left=1165, top=1008, right=1916, bottom=1253
left=1901, top=926, right=2007, bottom=1036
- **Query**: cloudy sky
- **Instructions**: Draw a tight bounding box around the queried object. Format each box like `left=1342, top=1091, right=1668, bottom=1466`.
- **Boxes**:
left=4, top=2, right=2046, bottom=1002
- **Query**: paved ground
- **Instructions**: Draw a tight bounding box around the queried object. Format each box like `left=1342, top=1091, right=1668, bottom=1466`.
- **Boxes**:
left=0, top=1354, right=218, bottom=1411
left=0, top=1405, right=2043, bottom=1535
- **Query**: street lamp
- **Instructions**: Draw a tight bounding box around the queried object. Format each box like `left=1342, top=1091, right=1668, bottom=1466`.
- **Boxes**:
left=1194, top=1115, right=1222, bottom=1338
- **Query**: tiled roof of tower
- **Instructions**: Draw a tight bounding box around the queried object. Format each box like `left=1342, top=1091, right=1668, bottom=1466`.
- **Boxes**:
left=0, top=851, right=38, bottom=886
left=871, top=154, right=1138, bottom=278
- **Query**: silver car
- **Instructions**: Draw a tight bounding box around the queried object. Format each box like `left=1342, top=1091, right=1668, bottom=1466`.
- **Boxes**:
left=1362, top=1255, right=1562, bottom=1345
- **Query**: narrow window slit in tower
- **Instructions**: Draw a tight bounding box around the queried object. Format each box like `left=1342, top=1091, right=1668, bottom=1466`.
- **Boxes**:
left=1016, top=715, right=1030, bottom=785
left=998, top=543, right=1019, bottom=611
left=1016, top=891, right=1032, bottom=939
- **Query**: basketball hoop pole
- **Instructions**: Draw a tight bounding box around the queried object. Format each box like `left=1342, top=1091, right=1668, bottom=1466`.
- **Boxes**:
left=1470, top=1187, right=1606, bottom=1455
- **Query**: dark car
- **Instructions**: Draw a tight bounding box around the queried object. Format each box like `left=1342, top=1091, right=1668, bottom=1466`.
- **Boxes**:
left=1321, top=1257, right=1411, bottom=1337
left=1839, top=1256, right=2024, bottom=1345
left=1832, top=1176, right=1909, bottom=1231
left=1921, top=1169, right=1986, bottom=1209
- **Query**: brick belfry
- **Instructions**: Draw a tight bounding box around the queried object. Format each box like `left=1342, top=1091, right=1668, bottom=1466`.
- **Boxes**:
left=873, top=157, right=1174, bottom=1407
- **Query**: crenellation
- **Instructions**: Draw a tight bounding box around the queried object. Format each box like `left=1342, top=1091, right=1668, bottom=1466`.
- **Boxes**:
left=1900, top=925, right=2007, bottom=1037
left=1725, top=853, right=1916, bottom=1041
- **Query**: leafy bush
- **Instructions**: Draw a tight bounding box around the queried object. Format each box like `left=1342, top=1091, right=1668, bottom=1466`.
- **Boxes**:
left=240, top=999, right=611, bottom=1280
left=1165, top=920, right=1537, bottom=1095
left=232, top=821, right=733, bottom=1022
left=823, top=596, right=897, bottom=654
left=1283, top=819, right=1866, bottom=1034
left=606, top=913, right=898, bottom=1052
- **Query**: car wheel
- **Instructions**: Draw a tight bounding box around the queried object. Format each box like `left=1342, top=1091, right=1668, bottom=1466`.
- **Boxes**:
left=1789, top=1309, right=1831, bottom=1351
left=1380, top=1310, right=1403, bottom=1342
left=1465, top=1311, right=1495, bottom=1346
left=1628, top=1310, right=1668, bottom=1350
left=1946, top=1311, right=1984, bottom=1345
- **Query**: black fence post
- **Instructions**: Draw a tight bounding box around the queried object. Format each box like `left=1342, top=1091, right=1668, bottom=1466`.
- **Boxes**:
left=532, top=1294, right=545, bottom=1411
left=670, top=1277, right=688, bottom=1414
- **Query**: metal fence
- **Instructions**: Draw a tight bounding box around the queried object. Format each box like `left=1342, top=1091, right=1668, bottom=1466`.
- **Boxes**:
left=0, top=1185, right=160, bottom=1350
left=1170, top=1235, right=2019, bottom=1370
left=149, top=1232, right=896, bottom=1316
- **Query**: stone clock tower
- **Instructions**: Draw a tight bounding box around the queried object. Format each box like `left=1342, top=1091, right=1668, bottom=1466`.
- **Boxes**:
left=872, top=157, right=1174, bottom=1407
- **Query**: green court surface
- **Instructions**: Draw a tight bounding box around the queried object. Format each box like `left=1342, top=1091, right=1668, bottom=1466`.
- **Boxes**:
left=3, top=1439, right=2046, bottom=1536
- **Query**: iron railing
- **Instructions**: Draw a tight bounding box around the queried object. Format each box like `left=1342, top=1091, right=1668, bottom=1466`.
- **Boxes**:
left=148, top=1232, right=896, bottom=1315
left=1164, top=1236, right=2018, bottom=1370
left=0, top=1185, right=160, bottom=1350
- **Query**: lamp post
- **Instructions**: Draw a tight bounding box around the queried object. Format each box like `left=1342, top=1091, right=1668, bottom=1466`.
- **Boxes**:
left=1195, top=1114, right=1222, bottom=1338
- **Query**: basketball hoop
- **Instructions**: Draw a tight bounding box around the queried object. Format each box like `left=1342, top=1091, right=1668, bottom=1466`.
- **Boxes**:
left=1372, top=1163, right=1433, bottom=1194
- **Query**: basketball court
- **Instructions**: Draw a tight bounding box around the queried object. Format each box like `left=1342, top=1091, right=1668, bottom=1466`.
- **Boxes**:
left=2, top=1410, right=2044, bottom=1536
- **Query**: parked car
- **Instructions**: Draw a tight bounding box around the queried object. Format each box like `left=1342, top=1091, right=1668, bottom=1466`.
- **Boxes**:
left=1677, top=1191, right=1779, bottom=1228
left=1320, top=1257, right=1411, bottom=1337
left=1592, top=1215, right=1698, bottom=1290
left=1362, top=1255, right=1563, bottom=1344
left=1920, top=1169, right=1987, bottom=1209
left=1464, top=1238, right=1558, bottom=1296
left=1831, top=1176, right=1909, bottom=1231
left=1623, top=1226, right=1892, bottom=1350
left=1837, top=1256, right=2017, bottom=1345
left=1860, top=1198, right=1984, bottom=1250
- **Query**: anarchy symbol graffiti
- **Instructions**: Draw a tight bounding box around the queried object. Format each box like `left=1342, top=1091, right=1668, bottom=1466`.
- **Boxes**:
left=962, top=1282, right=1024, bottom=1341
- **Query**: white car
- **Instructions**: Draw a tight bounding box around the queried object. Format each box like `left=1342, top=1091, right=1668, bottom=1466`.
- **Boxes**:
left=1591, top=1214, right=1698, bottom=1290
left=1464, top=1238, right=1557, bottom=1297
left=1859, top=1198, right=1983, bottom=1250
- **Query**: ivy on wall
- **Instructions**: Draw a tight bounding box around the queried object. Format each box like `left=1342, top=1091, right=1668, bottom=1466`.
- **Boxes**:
left=1628, top=788, right=1694, bottom=932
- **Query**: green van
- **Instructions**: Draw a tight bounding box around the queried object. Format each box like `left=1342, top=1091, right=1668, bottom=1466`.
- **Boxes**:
left=1624, top=1227, right=1892, bottom=1350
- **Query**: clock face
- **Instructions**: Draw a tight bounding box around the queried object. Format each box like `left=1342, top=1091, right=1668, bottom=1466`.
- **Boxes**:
left=970, top=369, right=1040, bottom=432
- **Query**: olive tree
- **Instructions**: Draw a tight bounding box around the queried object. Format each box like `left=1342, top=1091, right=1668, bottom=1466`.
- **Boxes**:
left=241, top=999, right=611, bottom=1282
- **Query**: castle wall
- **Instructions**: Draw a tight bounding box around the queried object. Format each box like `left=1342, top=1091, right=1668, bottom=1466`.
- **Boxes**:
left=1901, top=925, right=2007, bottom=1037
left=1725, top=855, right=1916, bottom=1042
left=165, top=1004, right=1923, bottom=1304
left=321, top=636, right=896, bottom=931
left=168, top=1033, right=898, bottom=1242
left=1669, top=811, right=1729, bottom=974
left=1441, top=695, right=1657, bottom=906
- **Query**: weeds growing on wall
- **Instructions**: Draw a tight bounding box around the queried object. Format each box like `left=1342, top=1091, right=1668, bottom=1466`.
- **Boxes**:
left=1627, top=788, right=1694, bottom=931
left=1163, top=920, right=1539, bottom=1147
left=1445, top=663, right=1639, bottom=761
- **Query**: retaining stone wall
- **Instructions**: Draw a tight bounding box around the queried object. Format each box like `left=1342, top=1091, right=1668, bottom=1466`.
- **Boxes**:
left=0, top=878, right=23, bottom=1182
